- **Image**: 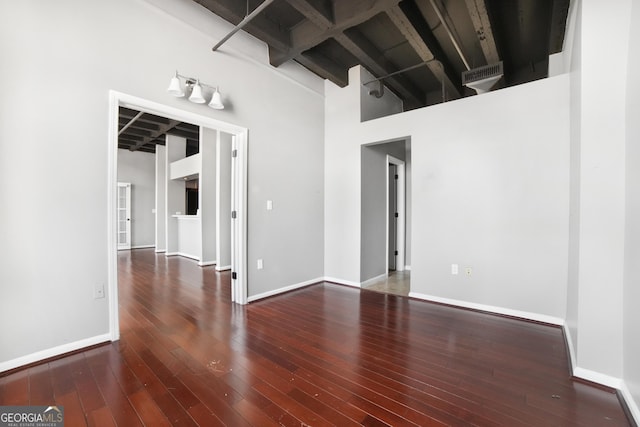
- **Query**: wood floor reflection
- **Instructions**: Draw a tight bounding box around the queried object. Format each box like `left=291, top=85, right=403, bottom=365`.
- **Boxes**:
left=0, top=249, right=632, bottom=426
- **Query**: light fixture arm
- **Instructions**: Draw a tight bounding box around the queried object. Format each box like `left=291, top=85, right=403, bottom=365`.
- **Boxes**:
left=174, top=72, right=219, bottom=91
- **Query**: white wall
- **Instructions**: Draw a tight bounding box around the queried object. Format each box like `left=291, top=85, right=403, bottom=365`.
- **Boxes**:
left=326, top=66, right=570, bottom=321
left=155, top=145, right=167, bottom=251
left=117, top=149, right=156, bottom=248
left=566, top=0, right=631, bottom=383
left=565, top=0, right=582, bottom=372
left=624, top=0, right=640, bottom=418
left=200, top=127, right=217, bottom=264
left=166, top=135, right=186, bottom=255
left=0, top=0, right=324, bottom=370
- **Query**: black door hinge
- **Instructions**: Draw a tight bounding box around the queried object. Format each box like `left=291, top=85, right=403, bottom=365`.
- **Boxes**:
left=232, top=272, right=237, bottom=280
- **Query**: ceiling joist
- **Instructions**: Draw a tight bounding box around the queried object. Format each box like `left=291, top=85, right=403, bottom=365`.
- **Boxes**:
left=464, top=0, right=499, bottom=65
left=386, top=3, right=461, bottom=98
left=271, top=0, right=402, bottom=67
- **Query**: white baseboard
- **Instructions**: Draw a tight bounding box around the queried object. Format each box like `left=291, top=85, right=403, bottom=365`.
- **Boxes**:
left=404, top=265, right=411, bottom=271
left=155, top=249, right=166, bottom=253
left=408, top=292, right=564, bottom=326
left=563, top=323, right=577, bottom=374
left=565, top=327, right=638, bottom=424
left=131, top=245, right=155, bottom=249
left=165, top=252, right=200, bottom=261
left=323, top=276, right=361, bottom=288
left=573, top=367, right=622, bottom=389
left=198, top=260, right=217, bottom=267
left=215, top=265, right=232, bottom=271
left=0, top=333, right=111, bottom=374
left=247, top=277, right=323, bottom=302
left=360, top=273, right=388, bottom=287
left=619, top=382, right=640, bottom=424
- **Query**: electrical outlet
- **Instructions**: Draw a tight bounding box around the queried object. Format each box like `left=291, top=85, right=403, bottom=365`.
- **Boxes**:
left=257, top=259, right=264, bottom=270
left=465, top=267, right=472, bottom=276
left=451, top=264, right=459, bottom=275
left=94, top=283, right=105, bottom=299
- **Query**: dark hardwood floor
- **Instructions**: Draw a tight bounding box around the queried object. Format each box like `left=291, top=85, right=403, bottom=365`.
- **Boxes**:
left=0, top=249, right=632, bottom=426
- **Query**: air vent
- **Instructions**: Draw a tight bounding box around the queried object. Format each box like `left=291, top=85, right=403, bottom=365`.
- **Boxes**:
left=462, top=62, right=503, bottom=94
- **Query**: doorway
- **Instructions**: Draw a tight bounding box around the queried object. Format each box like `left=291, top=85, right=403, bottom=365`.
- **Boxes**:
left=107, top=91, right=248, bottom=341
left=360, top=139, right=411, bottom=296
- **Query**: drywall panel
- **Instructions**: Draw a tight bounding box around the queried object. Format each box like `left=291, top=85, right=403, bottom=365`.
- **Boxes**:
left=326, top=66, right=570, bottom=319
left=117, top=149, right=156, bottom=247
left=200, top=127, right=216, bottom=264
left=565, top=0, right=582, bottom=372
left=155, top=145, right=167, bottom=251
left=624, top=0, right=640, bottom=416
left=166, top=135, right=186, bottom=254
left=216, top=132, right=232, bottom=270
left=574, top=0, right=630, bottom=379
left=176, top=216, right=201, bottom=259
left=169, top=153, right=201, bottom=180
left=0, top=0, right=323, bottom=368
left=324, top=68, right=363, bottom=284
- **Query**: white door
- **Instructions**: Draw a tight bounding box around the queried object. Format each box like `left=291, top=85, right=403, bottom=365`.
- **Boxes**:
left=117, top=182, right=131, bottom=250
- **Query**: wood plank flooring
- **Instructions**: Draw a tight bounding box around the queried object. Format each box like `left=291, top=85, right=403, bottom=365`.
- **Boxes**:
left=0, top=249, right=632, bottom=426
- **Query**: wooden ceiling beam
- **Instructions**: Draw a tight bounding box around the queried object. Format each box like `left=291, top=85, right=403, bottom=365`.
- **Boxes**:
left=285, top=0, right=333, bottom=29
left=386, top=2, right=461, bottom=98
left=130, top=119, right=181, bottom=152
left=335, top=29, right=424, bottom=109
left=167, top=129, right=200, bottom=140
left=292, top=51, right=349, bottom=87
left=271, top=0, right=402, bottom=67
left=464, top=0, right=500, bottom=64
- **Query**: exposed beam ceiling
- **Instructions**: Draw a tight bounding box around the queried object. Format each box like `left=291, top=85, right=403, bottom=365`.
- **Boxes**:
left=118, top=107, right=199, bottom=154
left=192, top=0, right=569, bottom=109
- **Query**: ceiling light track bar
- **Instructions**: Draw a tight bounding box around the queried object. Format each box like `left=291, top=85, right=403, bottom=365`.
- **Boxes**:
left=212, top=0, right=276, bottom=51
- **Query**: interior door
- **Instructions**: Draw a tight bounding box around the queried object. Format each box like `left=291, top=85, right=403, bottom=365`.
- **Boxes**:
left=117, top=182, right=131, bottom=250
left=388, top=163, right=397, bottom=271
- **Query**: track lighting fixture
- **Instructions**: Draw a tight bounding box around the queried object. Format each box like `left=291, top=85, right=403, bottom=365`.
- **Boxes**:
left=167, top=71, right=225, bottom=110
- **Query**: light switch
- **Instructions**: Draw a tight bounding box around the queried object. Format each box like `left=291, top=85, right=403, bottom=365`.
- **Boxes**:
left=451, top=264, right=459, bottom=275
left=266, top=200, right=273, bottom=211
left=257, top=259, right=264, bottom=270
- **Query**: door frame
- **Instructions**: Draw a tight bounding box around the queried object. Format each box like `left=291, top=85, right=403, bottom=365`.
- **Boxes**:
left=386, top=155, right=405, bottom=273
left=108, top=91, right=249, bottom=341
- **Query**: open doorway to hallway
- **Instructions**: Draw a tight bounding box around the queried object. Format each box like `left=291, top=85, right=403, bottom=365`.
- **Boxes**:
left=360, top=138, right=411, bottom=297
left=107, top=91, right=249, bottom=341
